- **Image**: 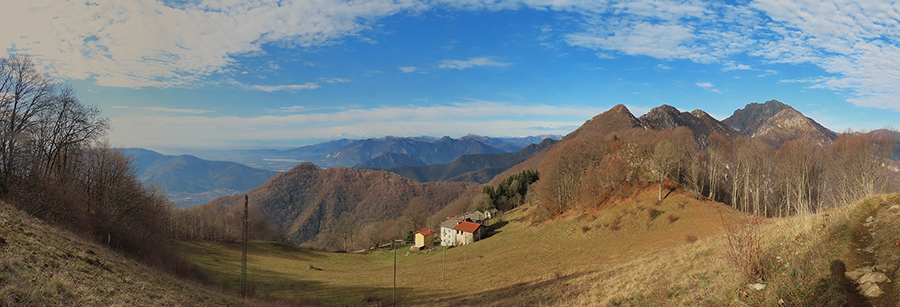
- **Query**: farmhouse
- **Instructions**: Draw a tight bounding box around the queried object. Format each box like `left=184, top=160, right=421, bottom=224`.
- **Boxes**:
left=413, top=228, right=436, bottom=249
left=452, top=221, right=485, bottom=245
left=439, top=219, right=459, bottom=247
left=440, top=210, right=494, bottom=246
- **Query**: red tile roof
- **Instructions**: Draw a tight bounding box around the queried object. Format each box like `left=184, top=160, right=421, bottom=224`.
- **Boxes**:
left=416, top=228, right=436, bottom=236
left=452, top=221, right=481, bottom=233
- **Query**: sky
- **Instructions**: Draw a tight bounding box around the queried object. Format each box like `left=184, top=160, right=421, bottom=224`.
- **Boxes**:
left=2, top=0, right=899, bottom=151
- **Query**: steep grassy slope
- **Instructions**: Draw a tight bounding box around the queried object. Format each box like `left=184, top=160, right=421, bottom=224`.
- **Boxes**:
left=0, top=202, right=240, bottom=306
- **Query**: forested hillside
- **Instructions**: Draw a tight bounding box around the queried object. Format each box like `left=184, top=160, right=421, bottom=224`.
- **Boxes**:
left=526, top=101, right=897, bottom=221
left=204, top=162, right=473, bottom=250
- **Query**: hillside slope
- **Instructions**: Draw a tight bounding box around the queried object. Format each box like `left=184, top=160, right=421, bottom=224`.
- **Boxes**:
left=0, top=202, right=239, bottom=306
left=488, top=104, right=642, bottom=186
left=206, top=162, right=473, bottom=246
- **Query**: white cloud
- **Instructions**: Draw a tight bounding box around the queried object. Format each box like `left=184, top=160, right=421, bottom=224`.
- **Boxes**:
left=6, top=0, right=900, bottom=113
left=0, top=0, right=423, bottom=88
left=437, top=57, right=511, bottom=69
left=657, top=64, right=672, bottom=70
left=696, top=82, right=722, bottom=94
left=247, top=83, right=320, bottom=92
left=142, top=107, right=213, bottom=114
left=398, top=66, right=418, bottom=73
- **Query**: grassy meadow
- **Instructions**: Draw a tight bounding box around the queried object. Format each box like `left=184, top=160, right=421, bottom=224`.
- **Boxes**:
left=177, top=191, right=900, bottom=306
left=178, top=188, right=758, bottom=306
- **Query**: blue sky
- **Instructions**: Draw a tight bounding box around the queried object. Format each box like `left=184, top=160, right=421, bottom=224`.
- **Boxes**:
left=3, top=0, right=899, bottom=151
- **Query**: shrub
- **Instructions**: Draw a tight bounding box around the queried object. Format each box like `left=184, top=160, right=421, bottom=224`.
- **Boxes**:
left=609, top=215, right=622, bottom=231
left=685, top=234, right=698, bottom=243
left=581, top=225, right=591, bottom=233
left=722, top=216, right=765, bottom=282
left=667, top=213, right=679, bottom=223
left=647, top=208, right=663, bottom=221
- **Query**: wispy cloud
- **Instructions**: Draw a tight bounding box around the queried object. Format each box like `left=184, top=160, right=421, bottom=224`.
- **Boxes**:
left=398, top=66, right=418, bottom=73
left=722, top=62, right=752, bottom=71
left=696, top=82, right=722, bottom=94
left=247, top=83, right=320, bottom=92
left=142, top=107, right=214, bottom=114
left=657, top=64, right=672, bottom=70
left=319, top=78, right=351, bottom=83
left=758, top=70, right=778, bottom=77
left=437, top=57, right=511, bottom=70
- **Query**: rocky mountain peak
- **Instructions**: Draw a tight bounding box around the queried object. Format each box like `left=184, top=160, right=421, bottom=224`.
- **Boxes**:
left=751, top=107, right=837, bottom=147
left=723, top=99, right=790, bottom=136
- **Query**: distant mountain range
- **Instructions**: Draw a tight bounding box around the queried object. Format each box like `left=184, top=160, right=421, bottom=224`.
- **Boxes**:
left=385, top=138, right=557, bottom=183
left=184, top=135, right=562, bottom=171
left=124, top=134, right=561, bottom=205
left=123, top=148, right=278, bottom=207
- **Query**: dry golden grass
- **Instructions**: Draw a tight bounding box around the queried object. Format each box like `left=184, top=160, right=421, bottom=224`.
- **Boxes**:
left=0, top=201, right=241, bottom=306
left=7, top=187, right=894, bottom=306
left=180, top=188, right=749, bottom=306
left=179, top=191, right=900, bottom=306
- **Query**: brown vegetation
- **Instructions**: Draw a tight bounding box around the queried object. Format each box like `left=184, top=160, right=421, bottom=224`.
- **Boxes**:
left=528, top=102, right=899, bottom=221
left=205, top=162, right=474, bottom=251
left=0, top=55, right=191, bottom=275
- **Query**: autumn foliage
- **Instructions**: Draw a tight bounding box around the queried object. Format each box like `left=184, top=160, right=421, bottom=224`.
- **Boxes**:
left=532, top=121, right=898, bottom=220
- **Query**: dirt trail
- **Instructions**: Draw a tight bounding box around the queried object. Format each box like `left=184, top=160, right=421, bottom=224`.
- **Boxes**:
left=842, top=204, right=898, bottom=307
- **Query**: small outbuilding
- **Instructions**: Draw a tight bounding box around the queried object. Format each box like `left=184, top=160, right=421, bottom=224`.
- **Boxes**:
left=413, top=228, right=436, bottom=248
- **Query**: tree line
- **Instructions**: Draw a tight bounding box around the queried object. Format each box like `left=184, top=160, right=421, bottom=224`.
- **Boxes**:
left=534, top=126, right=898, bottom=220
left=0, top=55, right=195, bottom=275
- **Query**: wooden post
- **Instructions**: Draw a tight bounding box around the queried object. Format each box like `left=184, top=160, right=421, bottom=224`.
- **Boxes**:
left=241, top=195, right=248, bottom=299
left=442, top=245, right=445, bottom=280
left=393, top=240, right=397, bottom=304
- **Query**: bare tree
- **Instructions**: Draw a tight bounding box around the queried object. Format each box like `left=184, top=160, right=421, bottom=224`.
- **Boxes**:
left=705, top=133, right=732, bottom=202
left=776, top=138, right=824, bottom=215
left=0, top=56, right=55, bottom=188
left=32, top=85, right=108, bottom=178
left=647, top=139, right=682, bottom=201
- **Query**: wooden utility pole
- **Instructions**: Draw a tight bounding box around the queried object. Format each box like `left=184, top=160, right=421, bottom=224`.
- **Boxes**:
left=393, top=240, right=397, bottom=304
left=241, top=195, right=248, bottom=299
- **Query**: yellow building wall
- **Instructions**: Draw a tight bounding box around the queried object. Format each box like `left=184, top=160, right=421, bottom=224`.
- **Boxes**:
left=415, top=233, right=435, bottom=247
